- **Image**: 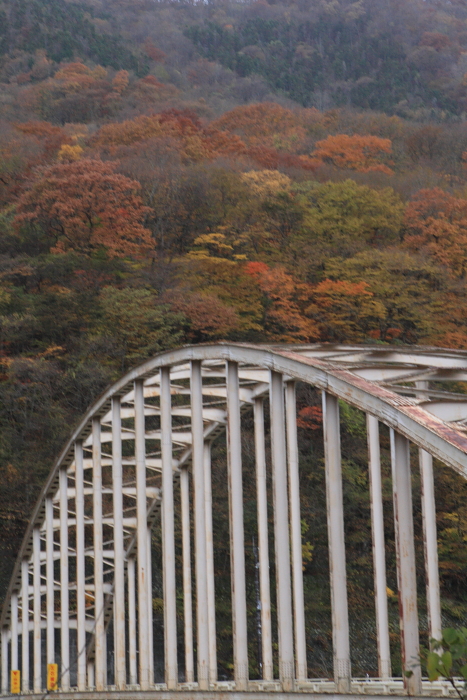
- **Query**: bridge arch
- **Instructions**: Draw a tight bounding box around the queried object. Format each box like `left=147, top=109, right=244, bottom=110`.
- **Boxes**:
left=2, top=342, right=467, bottom=696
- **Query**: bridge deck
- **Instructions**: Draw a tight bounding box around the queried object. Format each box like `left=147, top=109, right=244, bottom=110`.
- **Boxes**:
left=0, top=687, right=460, bottom=700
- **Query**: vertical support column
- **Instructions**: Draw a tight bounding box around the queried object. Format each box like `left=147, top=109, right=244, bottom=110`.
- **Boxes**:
left=420, top=449, right=442, bottom=644
left=226, top=361, right=249, bottom=691
left=1, top=627, right=8, bottom=694
left=204, top=441, right=218, bottom=683
left=390, top=429, right=421, bottom=694
left=285, top=381, right=307, bottom=682
left=102, top=623, right=107, bottom=691
left=161, top=366, right=178, bottom=688
left=112, top=598, right=117, bottom=686
left=87, top=661, right=95, bottom=690
left=11, top=593, right=18, bottom=674
left=127, top=556, right=137, bottom=686
left=270, top=371, right=294, bottom=691
left=75, top=441, right=86, bottom=691
left=135, top=379, right=149, bottom=689
left=417, top=378, right=442, bottom=645
left=112, top=398, right=126, bottom=689
left=21, top=558, right=29, bottom=693
left=59, top=466, right=70, bottom=690
left=92, top=417, right=105, bottom=690
left=45, top=496, right=54, bottom=669
left=191, top=360, right=210, bottom=689
left=180, top=468, right=194, bottom=684
left=322, top=391, right=351, bottom=693
left=254, top=397, right=273, bottom=681
left=147, top=526, right=154, bottom=686
left=367, top=415, right=391, bottom=679
left=33, top=527, right=41, bottom=692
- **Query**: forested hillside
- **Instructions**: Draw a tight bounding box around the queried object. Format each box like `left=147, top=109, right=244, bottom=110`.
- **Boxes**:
left=2, top=0, right=467, bottom=676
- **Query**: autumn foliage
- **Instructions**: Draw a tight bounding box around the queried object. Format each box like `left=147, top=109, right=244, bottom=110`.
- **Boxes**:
left=307, top=279, right=384, bottom=342
left=244, top=262, right=318, bottom=342
left=15, top=159, right=152, bottom=257
left=296, top=406, right=323, bottom=430
left=165, top=291, right=239, bottom=341
left=404, top=188, right=467, bottom=279
left=5, top=90, right=467, bottom=354
left=212, top=102, right=308, bottom=149
left=5, top=0, right=467, bottom=671
left=310, top=134, right=394, bottom=174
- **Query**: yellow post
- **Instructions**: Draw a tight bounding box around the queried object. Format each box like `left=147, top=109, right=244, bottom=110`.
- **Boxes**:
left=10, top=669, right=20, bottom=694
left=47, top=663, right=58, bottom=691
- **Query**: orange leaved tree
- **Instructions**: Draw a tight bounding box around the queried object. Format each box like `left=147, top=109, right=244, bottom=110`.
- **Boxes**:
left=310, top=133, right=393, bottom=174
left=245, top=261, right=318, bottom=342
left=211, top=102, right=306, bottom=149
left=15, top=158, right=152, bottom=258
left=404, top=188, right=467, bottom=279
left=306, top=278, right=385, bottom=342
left=93, top=111, right=246, bottom=163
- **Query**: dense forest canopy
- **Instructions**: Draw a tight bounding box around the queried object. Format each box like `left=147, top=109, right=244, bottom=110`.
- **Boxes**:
left=3, top=0, right=467, bottom=677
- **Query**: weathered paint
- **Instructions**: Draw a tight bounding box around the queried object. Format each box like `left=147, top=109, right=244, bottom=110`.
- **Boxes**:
left=161, top=367, right=178, bottom=689
left=270, top=371, right=294, bottom=692
left=253, top=396, right=273, bottom=682
left=191, top=361, right=210, bottom=690
left=322, top=392, right=351, bottom=694
left=367, top=415, right=391, bottom=679
left=226, top=361, right=249, bottom=691
left=391, top=430, right=421, bottom=695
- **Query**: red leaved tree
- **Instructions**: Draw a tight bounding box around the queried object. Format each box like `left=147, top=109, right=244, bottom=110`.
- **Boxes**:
left=165, top=290, right=239, bottom=341
left=245, top=261, right=318, bottom=342
left=15, top=158, right=152, bottom=258
left=297, top=406, right=323, bottom=430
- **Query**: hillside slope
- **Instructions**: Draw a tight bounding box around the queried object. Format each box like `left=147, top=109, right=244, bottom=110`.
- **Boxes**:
left=1, top=0, right=467, bottom=675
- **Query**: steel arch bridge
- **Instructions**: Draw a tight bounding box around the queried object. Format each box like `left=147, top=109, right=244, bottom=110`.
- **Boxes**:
left=3, top=342, right=467, bottom=699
